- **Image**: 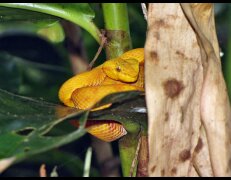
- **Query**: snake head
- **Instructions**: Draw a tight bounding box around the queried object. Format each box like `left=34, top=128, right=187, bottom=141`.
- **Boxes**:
left=102, top=57, right=140, bottom=82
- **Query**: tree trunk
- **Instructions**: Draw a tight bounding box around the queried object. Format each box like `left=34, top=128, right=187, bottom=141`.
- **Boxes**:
left=145, top=3, right=231, bottom=177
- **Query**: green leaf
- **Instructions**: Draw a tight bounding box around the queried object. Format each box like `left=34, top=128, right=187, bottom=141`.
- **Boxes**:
left=0, top=51, right=70, bottom=103
left=0, top=88, right=146, bottom=174
left=37, top=21, right=65, bottom=43
left=0, top=3, right=100, bottom=43
left=0, top=6, right=57, bottom=27
left=0, top=7, right=65, bottom=43
left=0, top=53, right=22, bottom=93
left=0, top=88, right=88, bottom=173
left=0, top=7, right=58, bottom=34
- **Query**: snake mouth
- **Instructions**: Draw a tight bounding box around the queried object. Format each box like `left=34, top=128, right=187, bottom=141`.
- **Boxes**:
left=102, top=66, right=139, bottom=83
left=118, top=72, right=138, bottom=82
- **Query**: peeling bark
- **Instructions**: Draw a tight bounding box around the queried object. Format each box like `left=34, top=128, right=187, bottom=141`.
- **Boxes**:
left=181, top=3, right=231, bottom=176
left=137, top=135, right=149, bottom=177
left=145, top=3, right=231, bottom=177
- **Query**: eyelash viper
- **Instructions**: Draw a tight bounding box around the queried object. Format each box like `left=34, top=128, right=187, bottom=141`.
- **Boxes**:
left=58, top=48, right=144, bottom=142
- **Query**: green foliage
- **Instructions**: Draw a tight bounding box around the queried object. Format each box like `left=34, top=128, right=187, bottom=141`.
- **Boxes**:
left=0, top=84, right=145, bottom=174
left=0, top=3, right=148, bottom=177
left=37, top=21, right=65, bottom=43
left=0, top=3, right=100, bottom=42
left=0, top=88, right=87, bottom=171
left=0, top=51, right=70, bottom=103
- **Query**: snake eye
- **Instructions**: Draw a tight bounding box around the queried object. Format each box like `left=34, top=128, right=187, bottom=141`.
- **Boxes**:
left=116, top=66, right=121, bottom=72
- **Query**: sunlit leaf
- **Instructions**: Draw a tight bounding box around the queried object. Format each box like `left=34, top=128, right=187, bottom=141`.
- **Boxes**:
left=0, top=3, right=100, bottom=42
left=37, top=21, right=65, bottom=43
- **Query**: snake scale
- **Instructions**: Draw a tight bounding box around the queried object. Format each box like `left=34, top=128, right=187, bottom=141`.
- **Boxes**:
left=58, top=48, right=144, bottom=142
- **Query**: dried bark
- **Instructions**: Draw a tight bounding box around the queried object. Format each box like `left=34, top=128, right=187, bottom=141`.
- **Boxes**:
left=137, top=135, right=149, bottom=177
left=145, top=3, right=231, bottom=177
left=181, top=4, right=231, bottom=176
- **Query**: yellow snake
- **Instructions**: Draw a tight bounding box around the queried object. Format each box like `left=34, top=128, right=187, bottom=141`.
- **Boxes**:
left=58, top=48, right=144, bottom=142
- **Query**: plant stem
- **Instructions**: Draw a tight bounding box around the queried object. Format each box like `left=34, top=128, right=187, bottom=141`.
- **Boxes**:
left=102, top=3, right=138, bottom=177
left=102, top=3, right=132, bottom=59
left=102, top=3, right=131, bottom=32
left=83, top=147, right=92, bottom=177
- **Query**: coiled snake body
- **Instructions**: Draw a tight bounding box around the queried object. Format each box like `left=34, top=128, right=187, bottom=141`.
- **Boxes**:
left=59, top=48, right=144, bottom=142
